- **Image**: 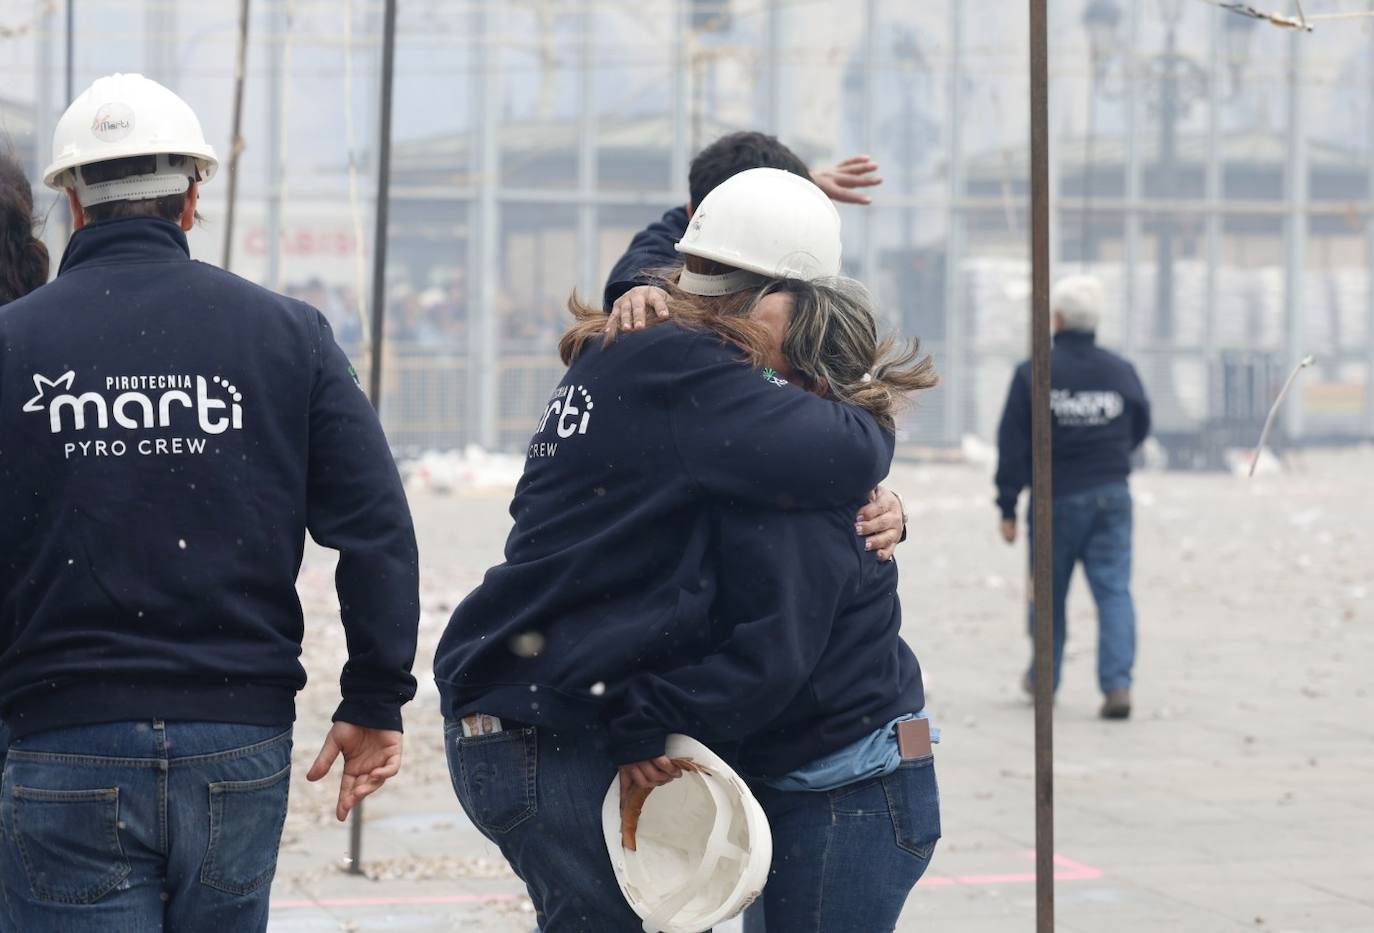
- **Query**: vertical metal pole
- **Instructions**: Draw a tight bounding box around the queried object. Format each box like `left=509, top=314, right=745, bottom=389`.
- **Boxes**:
left=467, top=3, right=500, bottom=450
left=1366, top=0, right=1374, bottom=438
left=1029, top=1, right=1055, bottom=931
left=222, top=0, right=252, bottom=272
left=347, top=0, right=397, bottom=874
left=860, top=0, right=877, bottom=285
left=670, top=0, right=690, bottom=203
left=367, top=0, right=397, bottom=408
left=1123, top=1, right=1141, bottom=355
left=1282, top=32, right=1307, bottom=442
left=265, top=0, right=286, bottom=291
left=64, top=0, right=73, bottom=108
left=1204, top=4, right=1221, bottom=379
left=1155, top=26, right=1179, bottom=347
left=576, top=0, right=598, bottom=299
left=765, top=0, right=781, bottom=134
left=943, top=0, right=965, bottom=445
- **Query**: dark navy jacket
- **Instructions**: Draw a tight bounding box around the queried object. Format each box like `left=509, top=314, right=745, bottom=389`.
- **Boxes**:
left=602, top=206, right=689, bottom=309
left=606, top=504, right=925, bottom=776
left=432, top=323, right=894, bottom=763
left=0, top=218, right=419, bottom=737
left=995, top=330, right=1152, bottom=518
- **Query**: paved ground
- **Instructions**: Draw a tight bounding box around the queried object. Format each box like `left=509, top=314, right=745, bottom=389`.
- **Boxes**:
left=269, top=448, right=1374, bottom=932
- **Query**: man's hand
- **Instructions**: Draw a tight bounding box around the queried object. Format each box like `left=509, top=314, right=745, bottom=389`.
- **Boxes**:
left=307, top=721, right=404, bottom=822
left=811, top=155, right=883, bottom=206
left=1000, top=517, right=1017, bottom=545
left=607, top=285, right=671, bottom=334
left=857, top=486, right=906, bottom=561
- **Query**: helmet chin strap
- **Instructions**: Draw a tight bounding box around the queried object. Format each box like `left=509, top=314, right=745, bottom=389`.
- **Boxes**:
left=677, top=267, right=768, bottom=297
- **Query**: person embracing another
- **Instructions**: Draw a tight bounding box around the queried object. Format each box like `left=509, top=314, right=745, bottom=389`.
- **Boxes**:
left=434, top=168, right=903, bottom=931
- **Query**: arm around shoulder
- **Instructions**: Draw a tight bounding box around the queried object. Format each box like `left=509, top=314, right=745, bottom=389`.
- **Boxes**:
left=669, top=335, right=894, bottom=510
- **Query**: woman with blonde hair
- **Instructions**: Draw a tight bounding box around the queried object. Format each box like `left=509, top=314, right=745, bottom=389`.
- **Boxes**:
left=435, top=168, right=937, bottom=931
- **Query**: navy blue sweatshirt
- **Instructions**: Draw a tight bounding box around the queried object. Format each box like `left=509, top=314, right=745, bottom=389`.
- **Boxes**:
left=605, top=504, right=924, bottom=774
left=432, top=324, right=893, bottom=759
left=0, top=218, right=419, bottom=738
left=995, top=330, right=1152, bottom=518
left=602, top=206, right=690, bottom=310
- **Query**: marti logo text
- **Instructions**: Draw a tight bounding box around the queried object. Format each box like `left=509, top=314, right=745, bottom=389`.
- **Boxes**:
left=23, top=371, right=244, bottom=460
left=528, top=383, right=593, bottom=459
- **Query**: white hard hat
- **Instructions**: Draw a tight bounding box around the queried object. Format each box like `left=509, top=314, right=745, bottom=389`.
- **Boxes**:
left=675, top=167, right=841, bottom=282
left=602, top=735, right=772, bottom=933
left=44, top=73, right=218, bottom=206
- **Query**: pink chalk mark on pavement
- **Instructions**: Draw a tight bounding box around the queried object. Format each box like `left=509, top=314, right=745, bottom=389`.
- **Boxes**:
left=919, top=852, right=1103, bottom=887
left=271, top=894, right=522, bottom=909
left=271, top=853, right=1103, bottom=911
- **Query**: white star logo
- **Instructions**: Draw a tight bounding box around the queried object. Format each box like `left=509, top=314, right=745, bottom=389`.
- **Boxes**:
left=22, top=371, right=76, bottom=413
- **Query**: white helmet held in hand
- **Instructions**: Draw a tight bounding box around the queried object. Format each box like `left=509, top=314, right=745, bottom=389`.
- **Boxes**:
left=602, top=734, right=772, bottom=933
left=44, top=73, right=218, bottom=207
left=675, top=166, right=841, bottom=282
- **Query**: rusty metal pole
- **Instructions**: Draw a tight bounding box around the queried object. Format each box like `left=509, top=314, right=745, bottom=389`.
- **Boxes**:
left=1028, top=0, right=1055, bottom=930
left=221, top=0, right=251, bottom=271
left=346, top=0, right=398, bottom=877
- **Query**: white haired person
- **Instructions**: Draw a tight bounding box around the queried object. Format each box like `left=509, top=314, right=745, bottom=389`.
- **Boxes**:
left=994, top=274, right=1152, bottom=718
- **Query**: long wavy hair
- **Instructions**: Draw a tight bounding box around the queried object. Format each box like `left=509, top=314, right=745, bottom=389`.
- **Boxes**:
left=0, top=152, right=49, bottom=305
left=560, top=268, right=938, bottom=432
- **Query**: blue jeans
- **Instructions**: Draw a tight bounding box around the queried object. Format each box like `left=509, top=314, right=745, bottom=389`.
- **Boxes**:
left=1028, top=481, right=1137, bottom=693
left=741, top=757, right=940, bottom=933
left=445, top=721, right=644, bottom=932
left=0, top=720, right=292, bottom=933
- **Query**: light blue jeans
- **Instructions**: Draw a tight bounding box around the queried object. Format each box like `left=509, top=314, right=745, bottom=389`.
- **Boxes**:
left=0, top=720, right=292, bottom=933
left=1028, top=481, right=1138, bottom=693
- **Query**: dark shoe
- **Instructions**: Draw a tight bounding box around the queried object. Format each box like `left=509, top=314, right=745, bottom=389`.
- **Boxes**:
left=1100, top=688, right=1132, bottom=720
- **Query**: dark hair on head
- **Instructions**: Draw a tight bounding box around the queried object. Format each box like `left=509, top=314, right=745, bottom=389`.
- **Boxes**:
left=688, top=131, right=811, bottom=210
left=76, top=154, right=196, bottom=225
left=0, top=153, right=49, bottom=305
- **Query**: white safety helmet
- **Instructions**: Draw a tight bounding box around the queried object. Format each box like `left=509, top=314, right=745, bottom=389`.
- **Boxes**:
left=44, top=73, right=218, bottom=207
left=602, top=735, right=772, bottom=933
left=675, top=167, right=842, bottom=284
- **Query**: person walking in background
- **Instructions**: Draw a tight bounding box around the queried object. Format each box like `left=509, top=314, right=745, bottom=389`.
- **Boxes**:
left=0, top=74, right=419, bottom=932
left=995, top=275, right=1151, bottom=719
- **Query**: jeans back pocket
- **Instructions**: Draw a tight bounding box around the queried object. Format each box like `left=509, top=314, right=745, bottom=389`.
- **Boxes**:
left=883, top=758, right=941, bottom=860
left=449, top=727, right=537, bottom=836
left=9, top=785, right=130, bottom=904
left=200, top=764, right=292, bottom=896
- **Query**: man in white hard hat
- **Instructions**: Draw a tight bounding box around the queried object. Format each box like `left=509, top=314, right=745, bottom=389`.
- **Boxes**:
left=995, top=274, right=1152, bottom=719
left=603, top=130, right=911, bottom=563
left=0, top=74, right=419, bottom=932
